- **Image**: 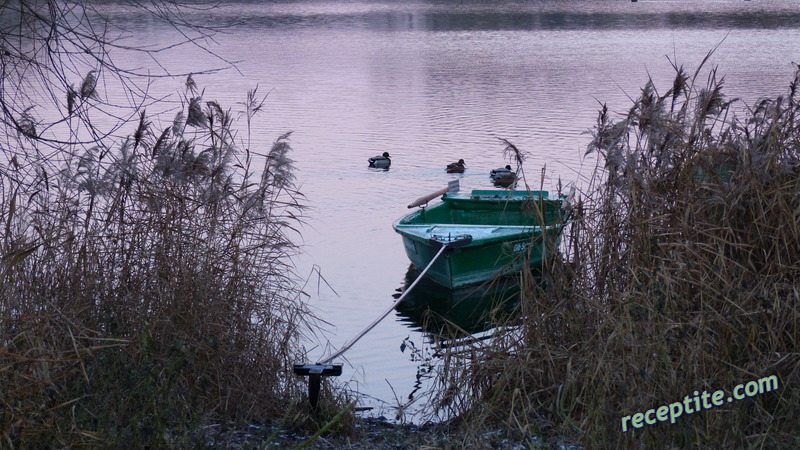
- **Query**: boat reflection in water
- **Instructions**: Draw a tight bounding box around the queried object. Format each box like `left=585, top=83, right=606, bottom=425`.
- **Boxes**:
left=394, top=264, right=525, bottom=339
left=392, top=265, right=547, bottom=416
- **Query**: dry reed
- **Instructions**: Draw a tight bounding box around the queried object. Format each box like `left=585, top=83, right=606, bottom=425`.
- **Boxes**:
left=0, top=82, right=318, bottom=447
left=423, top=60, right=800, bottom=448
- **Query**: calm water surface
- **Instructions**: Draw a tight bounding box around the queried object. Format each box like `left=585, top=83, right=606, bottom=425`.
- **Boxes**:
left=109, top=0, right=800, bottom=419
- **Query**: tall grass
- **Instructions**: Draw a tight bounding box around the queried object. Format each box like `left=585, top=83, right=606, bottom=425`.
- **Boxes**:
left=425, top=61, right=800, bottom=447
left=0, top=83, right=315, bottom=447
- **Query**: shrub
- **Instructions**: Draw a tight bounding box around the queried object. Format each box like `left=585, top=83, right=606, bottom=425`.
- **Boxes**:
left=0, top=85, right=313, bottom=447
left=426, top=60, right=800, bottom=448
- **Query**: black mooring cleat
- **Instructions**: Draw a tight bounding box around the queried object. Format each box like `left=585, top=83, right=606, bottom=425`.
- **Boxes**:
left=293, top=364, right=343, bottom=410
left=429, top=234, right=473, bottom=250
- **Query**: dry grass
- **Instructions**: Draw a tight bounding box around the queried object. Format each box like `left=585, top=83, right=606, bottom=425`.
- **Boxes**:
left=422, top=60, right=800, bottom=448
left=0, top=83, right=325, bottom=447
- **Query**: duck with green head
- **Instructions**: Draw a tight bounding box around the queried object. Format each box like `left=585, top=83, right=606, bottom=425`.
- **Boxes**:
left=490, top=165, right=513, bottom=178
left=490, top=165, right=516, bottom=187
left=368, top=151, right=391, bottom=168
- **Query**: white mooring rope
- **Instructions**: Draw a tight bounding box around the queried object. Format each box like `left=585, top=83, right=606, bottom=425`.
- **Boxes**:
left=317, top=244, right=449, bottom=365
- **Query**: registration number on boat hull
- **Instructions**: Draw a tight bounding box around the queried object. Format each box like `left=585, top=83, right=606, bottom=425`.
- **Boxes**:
left=510, top=241, right=531, bottom=253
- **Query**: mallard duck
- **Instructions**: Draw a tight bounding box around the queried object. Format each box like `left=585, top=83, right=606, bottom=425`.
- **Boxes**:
left=368, top=151, right=391, bottom=168
left=492, top=172, right=516, bottom=188
left=490, top=165, right=516, bottom=188
left=446, top=159, right=466, bottom=173
left=490, top=165, right=513, bottom=179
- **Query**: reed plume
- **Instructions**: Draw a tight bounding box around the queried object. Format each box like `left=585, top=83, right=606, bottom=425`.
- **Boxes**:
left=0, top=85, right=314, bottom=447
left=422, top=60, right=800, bottom=448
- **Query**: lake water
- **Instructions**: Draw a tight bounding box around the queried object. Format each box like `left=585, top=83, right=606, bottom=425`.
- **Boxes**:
left=107, top=0, right=800, bottom=420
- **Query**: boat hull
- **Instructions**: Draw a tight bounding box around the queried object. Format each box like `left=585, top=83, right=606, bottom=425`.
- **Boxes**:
left=394, top=190, right=566, bottom=289
left=398, top=231, right=558, bottom=289
left=394, top=264, right=523, bottom=335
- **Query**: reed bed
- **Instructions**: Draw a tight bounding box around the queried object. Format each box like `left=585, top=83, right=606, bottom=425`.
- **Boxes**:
left=425, top=61, right=800, bottom=447
left=0, top=84, right=321, bottom=447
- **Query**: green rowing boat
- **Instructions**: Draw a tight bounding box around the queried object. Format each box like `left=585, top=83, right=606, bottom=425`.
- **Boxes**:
left=393, top=189, right=568, bottom=289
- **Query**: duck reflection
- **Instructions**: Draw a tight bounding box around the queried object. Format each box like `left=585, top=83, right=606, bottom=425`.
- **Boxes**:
left=393, top=264, right=524, bottom=337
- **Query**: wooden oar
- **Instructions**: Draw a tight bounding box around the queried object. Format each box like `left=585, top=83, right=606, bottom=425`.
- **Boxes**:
left=407, top=187, right=448, bottom=208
